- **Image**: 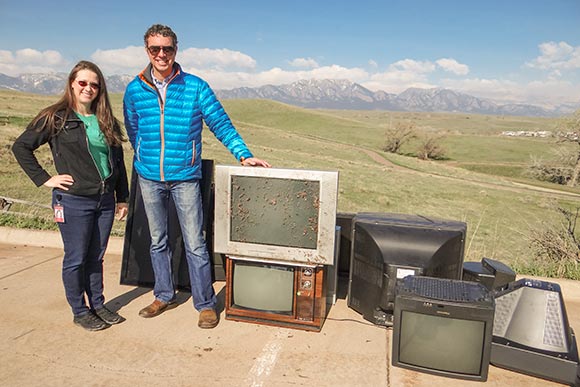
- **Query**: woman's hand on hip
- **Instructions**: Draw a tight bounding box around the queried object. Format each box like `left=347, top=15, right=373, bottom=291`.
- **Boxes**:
left=43, top=175, right=74, bottom=190
left=116, top=203, right=129, bottom=221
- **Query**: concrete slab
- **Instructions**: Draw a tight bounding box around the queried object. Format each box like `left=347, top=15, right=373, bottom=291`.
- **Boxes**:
left=0, top=227, right=576, bottom=386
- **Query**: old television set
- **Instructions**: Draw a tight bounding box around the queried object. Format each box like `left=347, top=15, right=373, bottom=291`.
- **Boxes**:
left=392, top=276, right=494, bottom=382
left=214, top=165, right=339, bottom=265
left=225, top=257, right=327, bottom=331
left=491, top=278, right=580, bottom=385
left=214, top=165, right=339, bottom=330
left=347, top=212, right=467, bottom=326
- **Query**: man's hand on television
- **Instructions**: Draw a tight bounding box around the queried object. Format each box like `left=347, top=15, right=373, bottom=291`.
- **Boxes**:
left=241, top=157, right=271, bottom=168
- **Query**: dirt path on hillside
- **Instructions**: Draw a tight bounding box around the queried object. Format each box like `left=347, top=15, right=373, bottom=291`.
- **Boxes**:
left=357, top=147, right=580, bottom=199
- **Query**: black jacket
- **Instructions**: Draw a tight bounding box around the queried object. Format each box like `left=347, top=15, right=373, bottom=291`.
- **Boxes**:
left=12, top=110, right=129, bottom=202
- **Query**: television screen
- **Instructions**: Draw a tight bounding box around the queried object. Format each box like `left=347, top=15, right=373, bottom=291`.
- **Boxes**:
left=229, top=175, right=319, bottom=249
left=392, top=276, right=494, bottom=381
left=214, top=166, right=339, bottom=265
left=347, top=212, right=467, bottom=326
left=398, top=311, right=486, bottom=375
left=232, top=260, right=294, bottom=314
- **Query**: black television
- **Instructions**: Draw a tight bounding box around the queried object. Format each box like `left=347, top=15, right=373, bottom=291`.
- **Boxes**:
left=224, top=257, right=328, bottom=331
left=392, top=276, right=494, bottom=382
left=347, top=212, right=467, bottom=326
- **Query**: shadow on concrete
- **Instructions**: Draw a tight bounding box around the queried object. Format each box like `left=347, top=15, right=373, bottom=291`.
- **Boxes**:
left=104, top=283, right=227, bottom=315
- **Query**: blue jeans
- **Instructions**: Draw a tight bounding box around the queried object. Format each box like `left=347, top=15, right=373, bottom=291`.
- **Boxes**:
left=138, top=176, right=216, bottom=311
left=53, top=190, right=115, bottom=316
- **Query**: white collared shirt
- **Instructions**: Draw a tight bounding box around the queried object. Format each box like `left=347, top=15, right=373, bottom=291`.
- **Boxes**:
left=151, top=68, right=175, bottom=103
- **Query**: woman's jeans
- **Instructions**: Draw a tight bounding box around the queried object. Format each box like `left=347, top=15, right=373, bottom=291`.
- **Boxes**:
left=53, top=190, right=115, bottom=316
left=138, top=176, right=217, bottom=311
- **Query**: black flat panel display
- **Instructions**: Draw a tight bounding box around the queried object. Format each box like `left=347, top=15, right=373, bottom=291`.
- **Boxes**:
left=120, top=160, right=225, bottom=290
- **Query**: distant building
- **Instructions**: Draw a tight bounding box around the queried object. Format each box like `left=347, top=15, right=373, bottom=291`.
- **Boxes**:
left=501, top=130, right=553, bottom=138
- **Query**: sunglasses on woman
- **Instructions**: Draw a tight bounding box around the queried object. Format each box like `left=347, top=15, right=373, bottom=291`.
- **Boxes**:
left=76, top=80, right=100, bottom=90
left=147, top=45, right=176, bottom=56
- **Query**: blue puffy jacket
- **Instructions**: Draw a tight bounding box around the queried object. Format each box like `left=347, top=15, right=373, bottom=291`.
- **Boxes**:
left=123, top=63, right=253, bottom=182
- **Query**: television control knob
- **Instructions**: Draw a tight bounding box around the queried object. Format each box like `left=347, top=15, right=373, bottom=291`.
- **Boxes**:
left=303, top=268, right=313, bottom=276
left=301, top=280, right=312, bottom=289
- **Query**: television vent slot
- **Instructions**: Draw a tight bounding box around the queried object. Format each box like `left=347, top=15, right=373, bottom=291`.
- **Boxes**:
left=352, top=258, right=382, bottom=287
left=401, top=276, right=488, bottom=303
left=544, top=292, right=565, bottom=348
left=493, top=289, right=522, bottom=337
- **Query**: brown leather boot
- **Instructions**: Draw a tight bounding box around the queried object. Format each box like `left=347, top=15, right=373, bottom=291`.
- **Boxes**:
left=198, top=309, right=219, bottom=329
left=139, top=299, right=176, bottom=318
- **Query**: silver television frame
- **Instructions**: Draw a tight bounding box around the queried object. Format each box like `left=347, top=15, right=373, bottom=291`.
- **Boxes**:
left=214, top=165, right=339, bottom=265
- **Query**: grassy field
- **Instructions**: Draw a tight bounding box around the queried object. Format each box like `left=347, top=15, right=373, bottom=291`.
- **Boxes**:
left=1, top=89, right=579, bottom=278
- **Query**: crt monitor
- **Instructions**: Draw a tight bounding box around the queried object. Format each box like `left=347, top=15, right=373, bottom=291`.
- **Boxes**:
left=347, top=212, right=467, bottom=326
left=225, top=257, right=328, bottom=331
left=392, top=276, right=494, bottom=382
left=214, top=165, right=339, bottom=266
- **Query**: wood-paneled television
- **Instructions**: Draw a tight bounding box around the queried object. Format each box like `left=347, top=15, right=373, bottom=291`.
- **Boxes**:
left=224, top=257, right=327, bottom=331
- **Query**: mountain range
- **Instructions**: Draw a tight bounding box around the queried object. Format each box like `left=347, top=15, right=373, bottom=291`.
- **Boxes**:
left=1, top=72, right=576, bottom=117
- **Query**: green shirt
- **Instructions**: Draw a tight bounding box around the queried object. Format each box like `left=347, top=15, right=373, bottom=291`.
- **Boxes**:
left=75, top=113, right=111, bottom=179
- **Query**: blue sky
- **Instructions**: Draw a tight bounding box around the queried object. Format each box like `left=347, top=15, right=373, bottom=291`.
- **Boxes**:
left=1, top=0, right=579, bottom=107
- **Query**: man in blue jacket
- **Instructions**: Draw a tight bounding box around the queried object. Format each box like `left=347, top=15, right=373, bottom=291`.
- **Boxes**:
left=124, top=24, right=270, bottom=329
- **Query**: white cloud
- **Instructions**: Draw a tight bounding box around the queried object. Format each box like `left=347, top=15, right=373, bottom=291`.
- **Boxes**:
left=0, top=45, right=578, bottom=107
left=520, top=79, right=579, bottom=107
left=90, top=46, right=257, bottom=77
left=440, top=77, right=579, bottom=107
left=389, top=59, right=436, bottom=73
left=190, top=64, right=369, bottom=90
left=0, top=49, right=68, bottom=76
left=91, top=46, right=146, bottom=76
left=526, top=41, right=580, bottom=71
left=440, top=77, right=521, bottom=102
left=363, top=71, right=435, bottom=93
left=436, top=58, right=469, bottom=75
left=179, top=47, right=257, bottom=70
left=357, top=59, right=438, bottom=93
left=288, top=57, right=319, bottom=69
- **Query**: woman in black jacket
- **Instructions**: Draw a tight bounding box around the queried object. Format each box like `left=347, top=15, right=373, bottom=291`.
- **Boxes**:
left=12, top=61, right=129, bottom=331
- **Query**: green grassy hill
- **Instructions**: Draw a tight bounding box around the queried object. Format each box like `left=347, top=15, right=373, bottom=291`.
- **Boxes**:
left=2, top=90, right=579, bottom=278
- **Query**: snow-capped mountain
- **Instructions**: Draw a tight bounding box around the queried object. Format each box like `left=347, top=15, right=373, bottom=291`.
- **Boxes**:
left=1, top=72, right=576, bottom=117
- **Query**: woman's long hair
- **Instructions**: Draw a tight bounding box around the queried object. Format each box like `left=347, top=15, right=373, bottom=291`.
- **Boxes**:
left=29, top=60, right=124, bottom=146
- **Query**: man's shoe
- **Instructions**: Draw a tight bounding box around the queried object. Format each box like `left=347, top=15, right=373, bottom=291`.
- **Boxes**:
left=139, top=299, right=176, bottom=318
left=74, top=312, right=110, bottom=331
left=94, top=307, right=125, bottom=324
left=198, top=309, right=219, bottom=329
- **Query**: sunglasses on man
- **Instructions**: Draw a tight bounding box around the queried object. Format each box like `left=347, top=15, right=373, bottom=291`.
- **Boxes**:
left=147, top=46, right=176, bottom=56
